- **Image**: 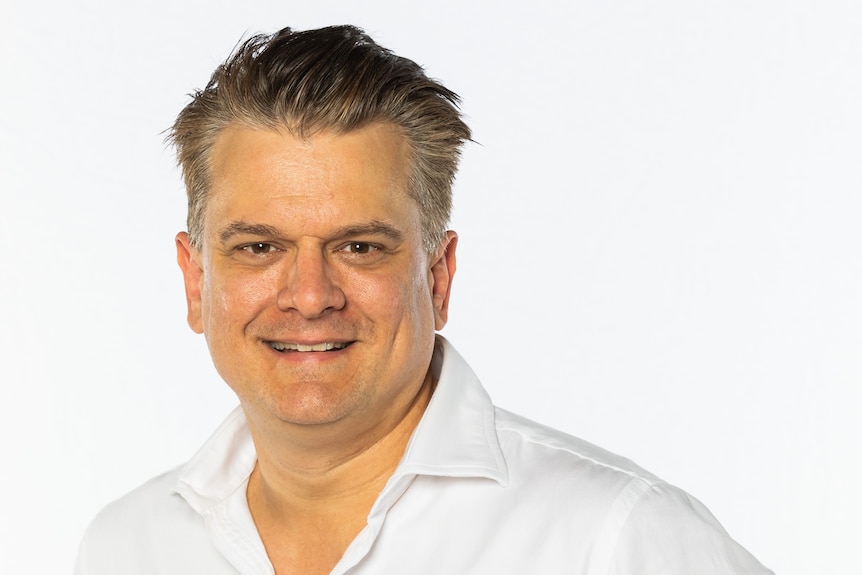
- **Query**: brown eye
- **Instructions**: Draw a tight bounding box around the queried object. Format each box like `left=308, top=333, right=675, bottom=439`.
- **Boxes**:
left=345, top=242, right=376, bottom=254
left=241, top=243, right=275, bottom=254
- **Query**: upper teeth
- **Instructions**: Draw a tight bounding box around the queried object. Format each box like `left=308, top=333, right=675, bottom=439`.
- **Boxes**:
left=269, top=342, right=348, bottom=352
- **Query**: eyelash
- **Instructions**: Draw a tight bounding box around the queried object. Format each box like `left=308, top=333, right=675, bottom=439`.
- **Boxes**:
left=236, top=242, right=381, bottom=256
left=342, top=242, right=379, bottom=254
left=239, top=243, right=277, bottom=255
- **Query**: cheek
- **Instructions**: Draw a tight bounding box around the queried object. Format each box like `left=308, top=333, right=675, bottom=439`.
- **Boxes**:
left=386, top=261, right=435, bottom=327
left=201, top=268, right=276, bottom=335
left=340, top=266, right=423, bottom=329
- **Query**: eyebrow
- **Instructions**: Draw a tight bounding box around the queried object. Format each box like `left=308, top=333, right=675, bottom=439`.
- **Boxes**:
left=331, top=222, right=404, bottom=242
left=217, top=220, right=405, bottom=244
left=218, top=222, right=281, bottom=243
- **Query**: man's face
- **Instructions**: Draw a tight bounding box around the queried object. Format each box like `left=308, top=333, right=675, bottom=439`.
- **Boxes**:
left=176, top=123, right=456, bottom=434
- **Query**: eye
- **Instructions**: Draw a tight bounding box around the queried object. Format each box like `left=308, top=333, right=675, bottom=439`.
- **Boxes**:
left=240, top=242, right=277, bottom=255
left=343, top=242, right=378, bottom=254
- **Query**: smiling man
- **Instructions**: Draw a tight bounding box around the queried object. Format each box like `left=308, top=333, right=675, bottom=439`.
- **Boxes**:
left=75, top=25, right=772, bottom=575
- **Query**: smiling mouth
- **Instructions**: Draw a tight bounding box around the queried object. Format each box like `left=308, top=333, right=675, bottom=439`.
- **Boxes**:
left=266, top=341, right=352, bottom=352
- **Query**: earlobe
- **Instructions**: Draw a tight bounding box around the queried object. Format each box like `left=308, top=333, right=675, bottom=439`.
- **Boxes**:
left=430, top=231, right=458, bottom=330
left=176, top=232, right=204, bottom=334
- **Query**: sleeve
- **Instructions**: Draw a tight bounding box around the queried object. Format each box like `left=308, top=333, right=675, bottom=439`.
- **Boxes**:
left=73, top=532, right=89, bottom=575
left=607, top=481, right=774, bottom=575
left=73, top=508, right=118, bottom=575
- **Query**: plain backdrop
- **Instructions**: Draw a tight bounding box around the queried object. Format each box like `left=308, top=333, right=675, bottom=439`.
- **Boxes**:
left=2, top=1, right=860, bottom=573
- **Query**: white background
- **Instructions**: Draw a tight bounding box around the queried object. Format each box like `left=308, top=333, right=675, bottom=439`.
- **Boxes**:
left=2, top=1, right=860, bottom=573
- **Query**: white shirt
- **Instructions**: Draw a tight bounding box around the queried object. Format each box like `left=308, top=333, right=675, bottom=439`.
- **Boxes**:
left=76, top=337, right=773, bottom=574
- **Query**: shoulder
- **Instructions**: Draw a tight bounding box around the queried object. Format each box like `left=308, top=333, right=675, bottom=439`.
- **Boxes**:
left=607, top=481, right=774, bottom=573
left=491, top=407, right=663, bottom=545
left=75, top=467, right=213, bottom=574
left=85, top=466, right=192, bottom=532
left=493, top=407, right=660, bottom=489
left=491, top=409, right=773, bottom=573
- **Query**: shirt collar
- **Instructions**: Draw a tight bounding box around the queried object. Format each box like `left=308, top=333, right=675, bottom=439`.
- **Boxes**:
left=173, top=406, right=256, bottom=514
left=174, top=335, right=508, bottom=513
left=395, top=335, right=508, bottom=485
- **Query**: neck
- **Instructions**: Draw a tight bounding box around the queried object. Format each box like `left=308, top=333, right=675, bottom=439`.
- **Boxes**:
left=243, top=371, right=435, bottom=574
left=245, top=370, right=434, bottom=518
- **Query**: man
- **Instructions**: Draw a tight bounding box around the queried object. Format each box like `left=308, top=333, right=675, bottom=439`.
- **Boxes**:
left=76, top=25, right=772, bottom=574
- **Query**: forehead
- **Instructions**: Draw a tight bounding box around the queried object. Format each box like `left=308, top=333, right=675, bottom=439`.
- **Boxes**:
left=204, top=123, right=417, bottom=236
left=210, top=122, right=410, bottom=186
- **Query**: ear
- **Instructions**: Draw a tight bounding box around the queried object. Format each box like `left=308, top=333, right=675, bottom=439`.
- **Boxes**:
left=175, top=232, right=204, bottom=334
left=429, top=231, right=458, bottom=330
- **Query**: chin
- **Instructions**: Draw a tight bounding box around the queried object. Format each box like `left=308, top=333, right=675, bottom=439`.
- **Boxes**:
left=257, top=380, right=372, bottom=427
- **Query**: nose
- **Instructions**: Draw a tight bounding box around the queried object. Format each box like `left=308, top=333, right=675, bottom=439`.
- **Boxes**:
left=276, top=247, right=346, bottom=318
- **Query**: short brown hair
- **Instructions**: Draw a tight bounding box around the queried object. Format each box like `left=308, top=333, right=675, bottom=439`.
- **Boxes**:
left=169, top=25, right=471, bottom=252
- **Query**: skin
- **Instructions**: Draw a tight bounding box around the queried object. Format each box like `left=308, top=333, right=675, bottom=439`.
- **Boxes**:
left=175, top=122, right=457, bottom=574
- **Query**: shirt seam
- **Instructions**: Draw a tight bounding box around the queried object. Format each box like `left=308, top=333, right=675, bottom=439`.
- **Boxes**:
left=494, top=422, right=660, bottom=486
